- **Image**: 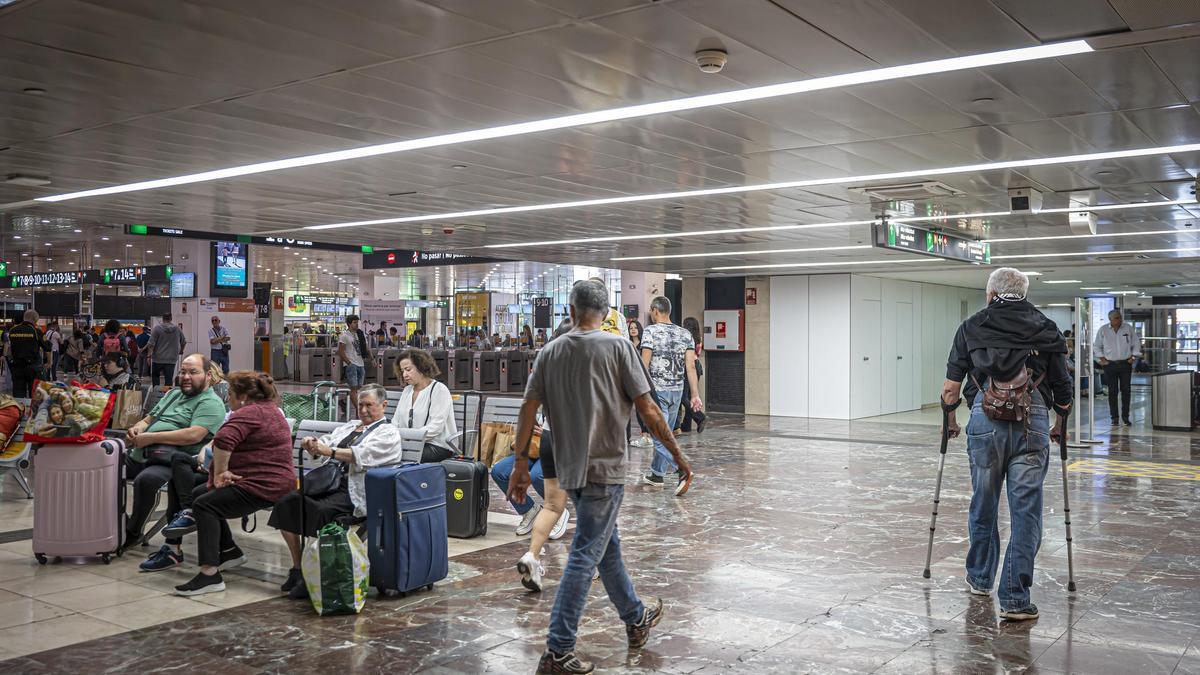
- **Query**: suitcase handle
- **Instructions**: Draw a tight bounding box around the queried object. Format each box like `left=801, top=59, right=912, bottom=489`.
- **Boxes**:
left=375, top=510, right=383, bottom=553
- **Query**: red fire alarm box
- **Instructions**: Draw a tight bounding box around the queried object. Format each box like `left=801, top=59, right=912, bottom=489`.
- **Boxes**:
left=702, top=310, right=744, bottom=352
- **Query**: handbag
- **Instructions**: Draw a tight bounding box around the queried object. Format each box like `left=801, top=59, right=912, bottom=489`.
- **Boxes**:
left=303, top=461, right=345, bottom=498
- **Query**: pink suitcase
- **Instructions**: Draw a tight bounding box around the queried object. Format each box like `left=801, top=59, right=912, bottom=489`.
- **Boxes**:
left=32, top=439, right=125, bottom=564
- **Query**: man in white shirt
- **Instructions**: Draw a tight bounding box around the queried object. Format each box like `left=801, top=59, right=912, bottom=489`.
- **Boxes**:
left=1093, top=309, right=1141, bottom=426
left=338, top=315, right=367, bottom=409
left=208, top=316, right=231, bottom=375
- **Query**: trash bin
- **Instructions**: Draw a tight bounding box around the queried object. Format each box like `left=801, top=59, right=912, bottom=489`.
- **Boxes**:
left=1151, top=370, right=1194, bottom=432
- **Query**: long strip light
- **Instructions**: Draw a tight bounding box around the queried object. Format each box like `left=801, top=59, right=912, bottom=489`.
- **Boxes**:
left=612, top=244, right=871, bottom=261
left=33, top=41, right=1093, bottom=204
left=712, top=258, right=938, bottom=271
left=994, top=246, right=1200, bottom=260
left=303, top=143, right=1199, bottom=242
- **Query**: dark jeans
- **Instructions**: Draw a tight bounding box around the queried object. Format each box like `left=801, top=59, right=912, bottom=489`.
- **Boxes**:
left=168, top=452, right=207, bottom=513
left=1102, top=361, right=1133, bottom=421
left=11, top=364, right=39, bottom=399
left=151, top=362, right=175, bottom=387
left=192, top=483, right=272, bottom=567
left=211, top=350, right=229, bottom=375
left=49, top=352, right=60, bottom=381
left=547, top=483, right=643, bottom=654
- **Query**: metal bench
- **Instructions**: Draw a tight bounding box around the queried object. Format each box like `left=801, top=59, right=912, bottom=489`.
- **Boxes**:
left=0, top=431, right=33, bottom=498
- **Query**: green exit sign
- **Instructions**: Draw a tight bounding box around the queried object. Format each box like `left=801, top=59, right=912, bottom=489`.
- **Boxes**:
left=361, top=245, right=374, bottom=253
left=0, top=262, right=7, bottom=277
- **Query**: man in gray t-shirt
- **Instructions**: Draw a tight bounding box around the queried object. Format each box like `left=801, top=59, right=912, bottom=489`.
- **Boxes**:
left=508, top=279, right=692, bottom=673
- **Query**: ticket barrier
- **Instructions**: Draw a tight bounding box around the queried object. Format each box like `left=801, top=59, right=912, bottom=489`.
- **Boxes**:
left=377, top=349, right=402, bottom=387
left=431, top=350, right=449, bottom=386
left=499, top=350, right=526, bottom=393
left=448, top=350, right=473, bottom=390
left=472, top=351, right=499, bottom=391
left=299, top=348, right=331, bottom=383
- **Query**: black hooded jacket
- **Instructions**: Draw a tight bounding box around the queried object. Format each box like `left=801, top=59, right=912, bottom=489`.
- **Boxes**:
left=946, top=298, right=1072, bottom=410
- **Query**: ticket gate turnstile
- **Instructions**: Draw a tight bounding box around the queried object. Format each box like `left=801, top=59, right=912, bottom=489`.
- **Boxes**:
left=298, top=348, right=331, bottom=383
left=472, top=351, right=499, bottom=391
left=432, top=350, right=449, bottom=386
left=448, top=350, right=472, bottom=390
left=377, top=349, right=402, bottom=387
left=499, top=350, right=526, bottom=393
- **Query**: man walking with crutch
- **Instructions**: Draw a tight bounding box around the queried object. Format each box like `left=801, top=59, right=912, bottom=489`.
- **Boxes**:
left=938, top=268, right=1073, bottom=621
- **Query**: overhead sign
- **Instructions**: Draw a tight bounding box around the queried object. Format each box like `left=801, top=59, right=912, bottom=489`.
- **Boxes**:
left=125, top=224, right=370, bottom=253
left=9, top=271, right=87, bottom=287
left=533, top=297, right=553, bottom=329
left=363, top=249, right=504, bottom=269
left=873, top=219, right=990, bottom=264
left=103, top=266, right=145, bottom=284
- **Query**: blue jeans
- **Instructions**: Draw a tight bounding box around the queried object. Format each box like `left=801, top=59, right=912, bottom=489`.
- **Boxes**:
left=344, top=364, right=365, bottom=387
left=965, top=393, right=1051, bottom=611
left=211, top=350, right=229, bottom=375
left=548, top=483, right=643, bottom=654
left=649, top=388, right=683, bottom=477
left=490, top=454, right=544, bottom=515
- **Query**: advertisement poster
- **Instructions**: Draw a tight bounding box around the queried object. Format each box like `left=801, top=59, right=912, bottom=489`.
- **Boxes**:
left=213, top=241, right=247, bottom=288
left=285, top=294, right=309, bottom=318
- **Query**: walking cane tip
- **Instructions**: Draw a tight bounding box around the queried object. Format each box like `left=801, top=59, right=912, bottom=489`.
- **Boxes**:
left=1067, top=582, right=1076, bottom=592
left=922, top=569, right=930, bottom=579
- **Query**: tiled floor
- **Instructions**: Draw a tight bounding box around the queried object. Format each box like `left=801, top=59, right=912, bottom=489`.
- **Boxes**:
left=1, top=396, right=1198, bottom=673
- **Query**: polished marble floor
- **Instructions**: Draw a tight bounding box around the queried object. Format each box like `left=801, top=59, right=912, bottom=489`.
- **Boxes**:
left=1, top=394, right=1198, bottom=674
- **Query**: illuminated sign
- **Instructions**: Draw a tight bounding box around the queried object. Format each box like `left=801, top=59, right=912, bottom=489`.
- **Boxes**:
left=873, top=219, right=990, bottom=264
left=363, top=249, right=503, bottom=269
left=103, top=266, right=145, bottom=284
left=10, top=271, right=86, bottom=287
left=125, top=225, right=366, bottom=253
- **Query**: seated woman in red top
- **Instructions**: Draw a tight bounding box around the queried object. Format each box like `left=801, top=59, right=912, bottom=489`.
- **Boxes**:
left=173, top=370, right=295, bottom=597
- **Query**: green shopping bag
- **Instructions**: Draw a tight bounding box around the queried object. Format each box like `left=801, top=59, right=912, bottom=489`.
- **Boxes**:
left=301, top=522, right=369, bottom=616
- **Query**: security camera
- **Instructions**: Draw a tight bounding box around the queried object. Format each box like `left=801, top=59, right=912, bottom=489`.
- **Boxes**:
left=1007, top=187, right=1042, bottom=213
left=695, top=49, right=727, bottom=74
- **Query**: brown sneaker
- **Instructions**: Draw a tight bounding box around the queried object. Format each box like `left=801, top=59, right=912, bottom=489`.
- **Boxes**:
left=537, top=650, right=594, bottom=674
left=626, top=596, right=664, bottom=649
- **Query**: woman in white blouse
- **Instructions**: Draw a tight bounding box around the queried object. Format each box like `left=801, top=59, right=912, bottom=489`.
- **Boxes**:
left=392, top=348, right=458, bottom=463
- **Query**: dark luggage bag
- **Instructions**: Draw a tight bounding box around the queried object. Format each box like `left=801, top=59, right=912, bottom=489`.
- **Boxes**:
left=365, top=463, right=449, bottom=595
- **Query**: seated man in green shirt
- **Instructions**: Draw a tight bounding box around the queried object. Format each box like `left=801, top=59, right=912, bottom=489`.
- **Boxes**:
left=122, top=353, right=227, bottom=571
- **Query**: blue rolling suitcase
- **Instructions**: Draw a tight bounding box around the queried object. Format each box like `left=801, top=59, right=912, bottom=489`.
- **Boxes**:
left=365, top=464, right=449, bottom=596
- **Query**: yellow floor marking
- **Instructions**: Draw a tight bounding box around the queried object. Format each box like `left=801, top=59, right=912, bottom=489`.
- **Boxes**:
left=1068, top=457, right=1200, bottom=481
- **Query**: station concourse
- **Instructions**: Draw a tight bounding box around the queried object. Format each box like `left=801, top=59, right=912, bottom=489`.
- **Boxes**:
left=0, top=1, right=1198, bottom=673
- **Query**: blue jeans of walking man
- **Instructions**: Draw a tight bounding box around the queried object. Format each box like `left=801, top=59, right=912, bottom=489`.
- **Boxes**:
left=547, top=483, right=644, bottom=654
left=649, top=388, right=683, bottom=477
left=965, top=392, right=1051, bottom=611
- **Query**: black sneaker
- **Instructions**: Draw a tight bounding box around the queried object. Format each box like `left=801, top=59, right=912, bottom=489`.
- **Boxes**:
left=537, top=650, right=594, bottom=674
left=281, top=567, right=303, bottom=593
left=626, top=596, right=664, bottom=649
left=642, top=474, right=664, bottom=488
left=174, top=571, right=225, bottom=597
left=1111, top=418, right=1120, bottom=426
left=999, top=603, right=1039, bottom=621
left=218, top=546, right=247, bottom=571
left=696, top=417, right=707, bottom=433
left=289, top=576, right=310, bottom=600
left=1123, top=418, right=1132, bottom=426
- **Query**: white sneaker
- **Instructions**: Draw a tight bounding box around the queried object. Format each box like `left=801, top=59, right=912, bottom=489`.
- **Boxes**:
left=632, top=436, right=652, bottom=448
left=515, top=504, right=542, bottom=536
left=517, top=552, right=544, bottom=592
left=549, top=508, right=570, bottom=541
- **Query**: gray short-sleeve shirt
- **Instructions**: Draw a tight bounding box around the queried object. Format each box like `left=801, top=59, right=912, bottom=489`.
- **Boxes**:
left=524, top=329, right=650, bottom=490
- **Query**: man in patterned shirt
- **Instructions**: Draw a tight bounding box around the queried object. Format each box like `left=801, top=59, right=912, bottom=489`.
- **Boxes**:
left=639, top=296, right=701, bottom=496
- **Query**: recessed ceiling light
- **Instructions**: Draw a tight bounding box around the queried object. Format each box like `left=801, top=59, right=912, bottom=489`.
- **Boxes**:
left=39, top=219, right=49, bottom=224
left=101, top=236, right=109, bottom=240
left=73, top=229, right=82, bottom=233
left=93, top=254, right=100, bottom=257
left=11, top=236, right=19, bottom=240
left=34, top=41, right=1093, bottom=204
left=43, top=242, right=51, bottom=246
left=69, top=249, right=77, bottom=252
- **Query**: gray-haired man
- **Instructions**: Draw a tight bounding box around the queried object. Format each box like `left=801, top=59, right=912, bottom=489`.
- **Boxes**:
left=1093, top=309, right=1140, bottom=426
left=507, top=279, right=692, bottom=674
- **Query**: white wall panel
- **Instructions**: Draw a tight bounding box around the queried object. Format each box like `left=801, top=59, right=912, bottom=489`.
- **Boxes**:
left=808, top=275, right=851, bottom=419
left=769, top=275, right=809, bottom=417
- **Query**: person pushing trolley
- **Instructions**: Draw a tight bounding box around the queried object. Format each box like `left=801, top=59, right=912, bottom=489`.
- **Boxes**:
left=928, top=268, right=1074, bottom=621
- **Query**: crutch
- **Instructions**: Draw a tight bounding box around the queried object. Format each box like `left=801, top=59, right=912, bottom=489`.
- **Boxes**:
left=923, top=400, right=959, bottom=579
left=1057, top=409, right=1077, bottom=592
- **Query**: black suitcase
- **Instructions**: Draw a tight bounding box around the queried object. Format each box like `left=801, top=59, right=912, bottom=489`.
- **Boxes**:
left=444, top=391, right=489, bottom=538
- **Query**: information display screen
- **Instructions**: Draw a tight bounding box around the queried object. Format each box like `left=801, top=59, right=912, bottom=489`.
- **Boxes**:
left=872, top=220, right=990, bottom=264
left=170, top=272, right=196, bottom=298
left=210, top=241, right=248, bottom=297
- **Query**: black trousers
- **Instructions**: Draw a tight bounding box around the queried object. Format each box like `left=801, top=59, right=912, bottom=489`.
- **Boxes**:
left=191, top=483, right=273, bottom=568
left=127, top=449, right=203, bottom=543
left=678, top=377, right=707, bottom=431
left=151, top=362, right=175, bottom=387
left=1103, top=361, right=1133, bottom=421
left=11, top=364, right=39, bottom=399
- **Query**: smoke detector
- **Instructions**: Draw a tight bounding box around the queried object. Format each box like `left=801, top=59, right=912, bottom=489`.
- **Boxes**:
left=695, top=49, right=727, bottom=73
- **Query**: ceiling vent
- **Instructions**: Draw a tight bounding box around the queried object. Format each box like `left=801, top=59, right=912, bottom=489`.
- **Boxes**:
left=849, top=181, right=964, bottom=202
